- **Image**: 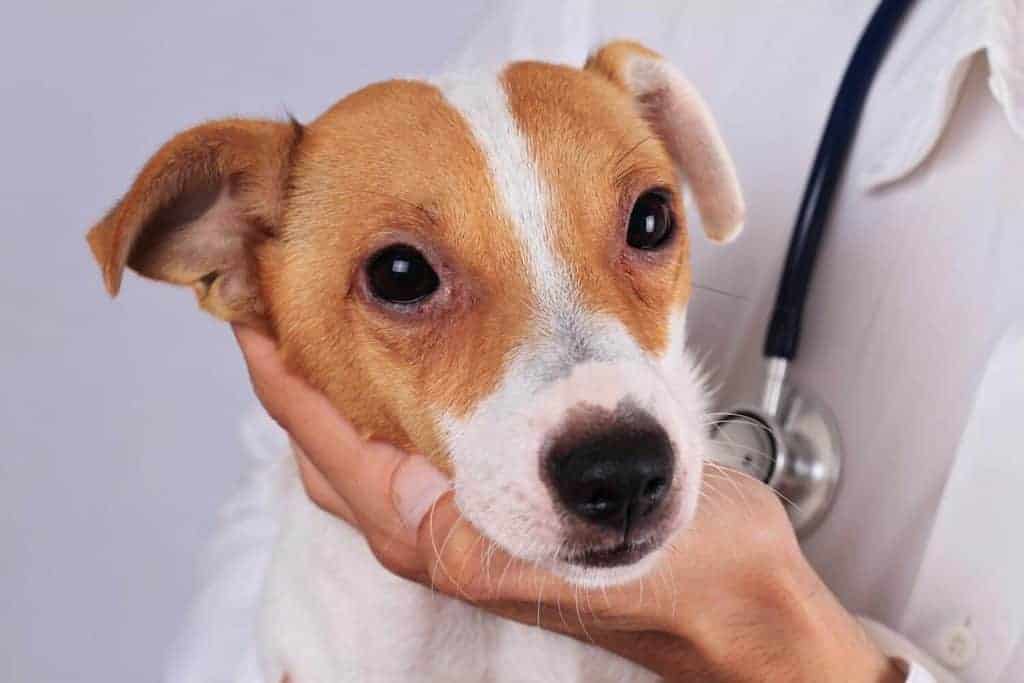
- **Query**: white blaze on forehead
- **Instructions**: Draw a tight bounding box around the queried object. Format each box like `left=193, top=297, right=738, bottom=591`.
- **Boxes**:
left=434, top=70, right=641, bottom=376
left=433, top=70, right=572, bottom=312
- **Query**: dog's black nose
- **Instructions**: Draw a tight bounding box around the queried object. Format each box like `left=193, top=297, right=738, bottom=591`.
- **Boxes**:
left=547, top=419, right=674, bottom=530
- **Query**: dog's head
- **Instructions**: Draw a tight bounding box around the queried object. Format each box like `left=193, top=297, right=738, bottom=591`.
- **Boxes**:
left=88, top=41, right=744, bottom=586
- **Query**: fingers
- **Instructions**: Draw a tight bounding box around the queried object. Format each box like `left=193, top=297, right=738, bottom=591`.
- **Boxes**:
left=391, top=455, right=453, bottom=531
left=233, top=324, right=365, bottom=454
left=695, top=465, right=791, bottom=539
left=401, top=488, right=667, bottom=637
left=407, top=488, right=563, bottom=606
left=232, top=324, right=413, bottom=532
left=293, top=443, right=355, bottom=524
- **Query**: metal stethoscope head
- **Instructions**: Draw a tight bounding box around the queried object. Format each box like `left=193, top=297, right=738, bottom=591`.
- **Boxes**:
left=706, top=0, right=916, bottom=536
left=711, top=359, right=842, bottom=537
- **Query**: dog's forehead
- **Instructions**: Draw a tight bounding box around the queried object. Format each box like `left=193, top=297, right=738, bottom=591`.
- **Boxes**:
left=297, top=79, right=504, bottom=241
left=295, top=64, right=664, bottom=242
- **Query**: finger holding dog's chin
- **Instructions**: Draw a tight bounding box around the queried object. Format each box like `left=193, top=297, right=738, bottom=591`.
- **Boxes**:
left=393, top=467, right=897, bottom=682
left=232, top=324, right=436, bottom=544
left=397, top=461, right=784, bottom=629
left=292, top=444, right=354, bottom=522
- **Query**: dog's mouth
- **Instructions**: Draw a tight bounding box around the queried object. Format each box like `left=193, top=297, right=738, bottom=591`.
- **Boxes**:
left=558, top=534, right=661, bottom=569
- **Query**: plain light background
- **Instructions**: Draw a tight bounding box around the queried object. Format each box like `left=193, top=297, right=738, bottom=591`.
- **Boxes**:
left=0, top=3, right=494, bottom=681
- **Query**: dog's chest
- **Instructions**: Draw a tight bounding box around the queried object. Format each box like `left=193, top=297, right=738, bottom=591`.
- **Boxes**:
left=259, top=467, right=658, bottom=682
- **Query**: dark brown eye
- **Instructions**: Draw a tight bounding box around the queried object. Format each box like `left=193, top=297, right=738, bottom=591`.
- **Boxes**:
left=626, top=191, right=674, bottom=250
left=367, top=244, right=439, bottom=304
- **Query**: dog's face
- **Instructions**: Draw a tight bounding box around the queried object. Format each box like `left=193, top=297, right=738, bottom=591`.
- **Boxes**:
left=88, top=42, right=744, bottom=586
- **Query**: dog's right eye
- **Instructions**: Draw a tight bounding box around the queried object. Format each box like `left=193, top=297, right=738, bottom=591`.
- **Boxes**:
left=626, top=190, right=675, bottom=251
left=367, top=244, right=440, bottom=305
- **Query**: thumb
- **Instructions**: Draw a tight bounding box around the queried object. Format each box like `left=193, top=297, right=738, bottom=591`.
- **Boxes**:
left=391, top=455, right=451, bottom=531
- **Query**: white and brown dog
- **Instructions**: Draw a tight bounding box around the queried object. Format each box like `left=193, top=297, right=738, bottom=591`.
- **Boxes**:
left=88, top=41, right=744, bottom=682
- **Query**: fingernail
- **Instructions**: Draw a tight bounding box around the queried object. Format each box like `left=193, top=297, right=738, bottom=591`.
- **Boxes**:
left=393, top=456, right=451, bottom=531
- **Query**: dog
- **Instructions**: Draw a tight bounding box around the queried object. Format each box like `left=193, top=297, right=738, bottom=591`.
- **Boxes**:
left=87, top=40, right=744, bottom=682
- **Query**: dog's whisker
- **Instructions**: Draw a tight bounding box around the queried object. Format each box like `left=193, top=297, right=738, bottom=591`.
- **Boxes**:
left=574, top=581, right=595, bottom=644
left=536, top=570, right=547, bottom=629
left=703, top=413, right=771, bottom=430
left=431, top=504, right=471, bottom=599
left=691, top=282, right=749, bottom=301
left=705, top=439, right=775, bottom=463
left=704, top=460, right=806, bottom=514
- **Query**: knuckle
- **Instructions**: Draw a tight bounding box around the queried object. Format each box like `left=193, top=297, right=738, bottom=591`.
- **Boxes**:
left=301, top=476, right=341, bottom=516
left=370, top=544, right=403, bottom=573
left=262, top=398, right=292, bottom=432
left=368, top=538, right=423, bottom=581
left=426, top=554, right=465, bottom=597
left=430, top=553, right=489, bottom=601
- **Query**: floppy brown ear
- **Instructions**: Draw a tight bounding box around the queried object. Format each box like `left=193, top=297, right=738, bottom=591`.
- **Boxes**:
left=586, top=41, right=745, bottom=243
left=86, top=117, right=302, bottom=321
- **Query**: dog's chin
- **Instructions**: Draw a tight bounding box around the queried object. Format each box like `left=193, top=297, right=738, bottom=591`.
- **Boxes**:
left=550, top=540, right=667, bottom=588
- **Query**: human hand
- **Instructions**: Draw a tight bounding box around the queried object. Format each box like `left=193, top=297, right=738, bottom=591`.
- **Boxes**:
left=234, top=324, right=902, bottom=682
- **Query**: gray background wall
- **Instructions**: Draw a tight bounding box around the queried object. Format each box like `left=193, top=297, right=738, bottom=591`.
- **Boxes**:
left=0, top=3, right=493, bottom=681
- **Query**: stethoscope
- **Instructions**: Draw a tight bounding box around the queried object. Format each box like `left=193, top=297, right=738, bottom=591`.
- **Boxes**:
left=708, top=0, right=916, bottom=536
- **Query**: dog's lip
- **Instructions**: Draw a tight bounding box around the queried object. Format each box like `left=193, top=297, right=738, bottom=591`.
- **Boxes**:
left=559, top=535, right=660, bottom=569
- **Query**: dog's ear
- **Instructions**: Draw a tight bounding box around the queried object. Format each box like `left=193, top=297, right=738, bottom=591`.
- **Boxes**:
left=86, top=118, right=302, bottom=322
left=586, top=41, right=745, bottom=243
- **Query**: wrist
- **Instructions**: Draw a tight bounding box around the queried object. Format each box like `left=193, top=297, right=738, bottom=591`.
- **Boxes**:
left=664, top=555, right=902, bottom=682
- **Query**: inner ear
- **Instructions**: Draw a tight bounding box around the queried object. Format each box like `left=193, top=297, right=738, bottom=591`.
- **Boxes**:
left=86, top=117, right=302, bottom=323
left=129, top=181, right=264, bottom=319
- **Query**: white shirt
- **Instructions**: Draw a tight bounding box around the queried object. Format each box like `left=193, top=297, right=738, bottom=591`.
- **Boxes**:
left=168, top=2, right=1024, bottom=681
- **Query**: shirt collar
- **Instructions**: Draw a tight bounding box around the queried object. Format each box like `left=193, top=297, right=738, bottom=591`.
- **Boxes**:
left=863, top=0, right=1024, bottom=189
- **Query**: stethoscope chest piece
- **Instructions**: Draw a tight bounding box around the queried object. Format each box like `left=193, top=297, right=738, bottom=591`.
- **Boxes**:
left=711, top=378, right=842, bottom=538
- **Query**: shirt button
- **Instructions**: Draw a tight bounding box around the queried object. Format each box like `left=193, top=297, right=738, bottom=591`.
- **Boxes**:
left=938, top=623, right=977, bottom=669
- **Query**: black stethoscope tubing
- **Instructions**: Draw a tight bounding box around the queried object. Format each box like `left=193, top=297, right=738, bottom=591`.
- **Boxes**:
left=764, top=0, right=918, bottom=363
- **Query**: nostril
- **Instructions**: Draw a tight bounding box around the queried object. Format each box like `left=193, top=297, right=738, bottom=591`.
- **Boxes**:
left=579, top=488, right=620, bottom=520
left=635, top=476, right=669, bottom=518
left=643, top=476, right=666, bottom=500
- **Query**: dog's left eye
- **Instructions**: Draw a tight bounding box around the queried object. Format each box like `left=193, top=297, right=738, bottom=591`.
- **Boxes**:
left=626, top=191, right=674, bottom=250
left=367, top=244, right=440, bottom=305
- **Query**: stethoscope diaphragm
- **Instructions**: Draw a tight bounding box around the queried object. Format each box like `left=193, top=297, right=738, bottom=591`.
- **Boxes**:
left=709, top=370, right=842, bottom=537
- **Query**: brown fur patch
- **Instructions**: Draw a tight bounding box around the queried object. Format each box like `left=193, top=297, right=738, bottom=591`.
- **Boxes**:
left=501, top=61, right=692, bottom=356
left=262, top=80, right=533, bottom=468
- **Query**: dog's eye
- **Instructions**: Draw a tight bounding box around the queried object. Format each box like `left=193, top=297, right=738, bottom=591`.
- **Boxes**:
left=626, top=191, right=674, bottom=250
left=367, top=244, right=439, bottom=304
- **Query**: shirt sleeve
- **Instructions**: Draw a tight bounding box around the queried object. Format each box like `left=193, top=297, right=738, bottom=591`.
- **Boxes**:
left=860, top=617, right=958, bottom=683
